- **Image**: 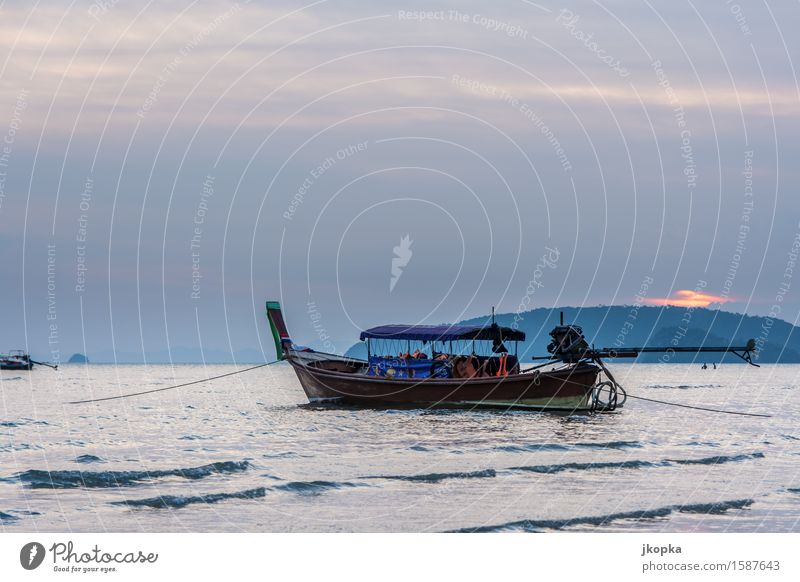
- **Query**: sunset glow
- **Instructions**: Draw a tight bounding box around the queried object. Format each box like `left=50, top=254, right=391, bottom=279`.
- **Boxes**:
left=644, top=290, right=731, bottom=308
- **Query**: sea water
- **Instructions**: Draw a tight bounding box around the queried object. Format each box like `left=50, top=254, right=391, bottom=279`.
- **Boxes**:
left=1, top=362, right=798, bottom=532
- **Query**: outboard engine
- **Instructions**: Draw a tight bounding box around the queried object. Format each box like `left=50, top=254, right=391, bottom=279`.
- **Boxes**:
left=547, top=324, right=589, bottom=363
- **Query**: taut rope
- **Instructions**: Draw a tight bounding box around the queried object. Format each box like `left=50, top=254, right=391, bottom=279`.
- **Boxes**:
left=67, top=360, right=281, bottom=405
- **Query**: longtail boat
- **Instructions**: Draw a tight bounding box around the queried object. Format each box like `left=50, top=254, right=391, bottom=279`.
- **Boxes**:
left=0, top=351, right=58, bottom=371
left=266, top=301, right=758, bottom=413
left=0, top=351, right=34, bottom=371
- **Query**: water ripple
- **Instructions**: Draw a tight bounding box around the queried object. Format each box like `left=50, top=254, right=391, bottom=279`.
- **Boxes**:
left=364, top=469, right=496, bottom=483
left=451, top=499, right=755, bottom=532
left=75, top=454, right=105, bottom=464
left=0, top=418, right=49, bottom=428
left=13, top=460, right=251, bottom=489
left=113, top=487, right=266, bottom=509
left=669, top=453, right=764, bottom=465
left=509, top=460, right=665, bottom=474
left=273, top=480, right=367, bottom=495
left=490, top=440, right=643, bottom=453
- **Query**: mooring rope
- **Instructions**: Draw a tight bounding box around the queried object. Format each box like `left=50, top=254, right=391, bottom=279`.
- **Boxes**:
left=622, top=393, right=772, bottom=418
left=31, top=359, right=59, bottom=370
left=67, top=360, right=281, bottom=405
left=590, top=356, right=770, bottom=417
left=67, top=357, right=772, bottom=418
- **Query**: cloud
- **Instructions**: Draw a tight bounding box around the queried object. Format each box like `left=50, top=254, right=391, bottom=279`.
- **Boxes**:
left=644, top=290, right=732, bottom=308
left=1, top=0, right=797, bottom=135
left=2, top=0, right=799, bottom=355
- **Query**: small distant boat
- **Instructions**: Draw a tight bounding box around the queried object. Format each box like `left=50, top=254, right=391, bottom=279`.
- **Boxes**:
left=0, top=351, right=33, bottom=371
left=266, top=301, right=758, bottom=413
left=0, top=351, right=58, bottom=370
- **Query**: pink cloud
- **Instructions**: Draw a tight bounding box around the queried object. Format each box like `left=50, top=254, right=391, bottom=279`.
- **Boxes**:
left=643, top=290, right=731, bottom=308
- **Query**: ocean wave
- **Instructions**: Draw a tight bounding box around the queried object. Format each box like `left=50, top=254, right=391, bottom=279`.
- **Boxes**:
left=577, top=440, right=644, bottom=449
left=682, top=441, right=721, bottom=448
left=669, top=453, right=764, bottom=465
left=262, top=451, right=309, bottom=459
left=508, top=453, right=764, bottom=475
left=365, top=469, right=496, bottom=483
left=14, top=460, right=250, bottom=489
left=509, top=460, right=665, bottom=474
left=451, top=498, right=755, bottom=532
left=273, top=481, right=366, bottom=495
left=487, top=440, right=644, bottom=454
left=114, top=487, right=266, bottom=509
left=452, top=507, right=674, bottom=532
left=75, top=454, right=105, bottom=464
left=0, top=418, right=49, bottom=428
left=363, top=451, right=763, bottom=484
left=114, top=480, right=363, bottom=509
left=677, top=499, right=754, bottom=514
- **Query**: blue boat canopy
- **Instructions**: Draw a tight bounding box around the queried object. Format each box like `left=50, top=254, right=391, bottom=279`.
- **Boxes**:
left=359, top=324, right=525, bottom=343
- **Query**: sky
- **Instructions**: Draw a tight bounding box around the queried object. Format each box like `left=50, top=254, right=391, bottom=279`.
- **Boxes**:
left=0, top=0, right=798, bottom=362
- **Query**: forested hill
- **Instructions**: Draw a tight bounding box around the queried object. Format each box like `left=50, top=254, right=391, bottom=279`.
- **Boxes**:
left=345, top=305, right=799, bottom=363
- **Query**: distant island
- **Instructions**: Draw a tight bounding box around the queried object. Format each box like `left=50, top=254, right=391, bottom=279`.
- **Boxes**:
left=345, top=305, right=798, bottom=363
left=71, top=305, right=798, bottom=364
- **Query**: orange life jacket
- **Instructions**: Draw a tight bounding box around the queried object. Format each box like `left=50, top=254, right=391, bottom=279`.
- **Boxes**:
left=496, top=354, right=509, bottom=377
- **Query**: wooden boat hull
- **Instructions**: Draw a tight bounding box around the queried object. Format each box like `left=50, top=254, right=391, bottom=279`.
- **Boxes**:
left=287, top=358, right=600, bottom=412
left=0, top=362, right=33, bottom=370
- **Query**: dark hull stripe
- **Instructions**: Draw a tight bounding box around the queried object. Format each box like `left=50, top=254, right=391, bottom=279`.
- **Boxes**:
left=287, top=356, right=599, bottom=411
